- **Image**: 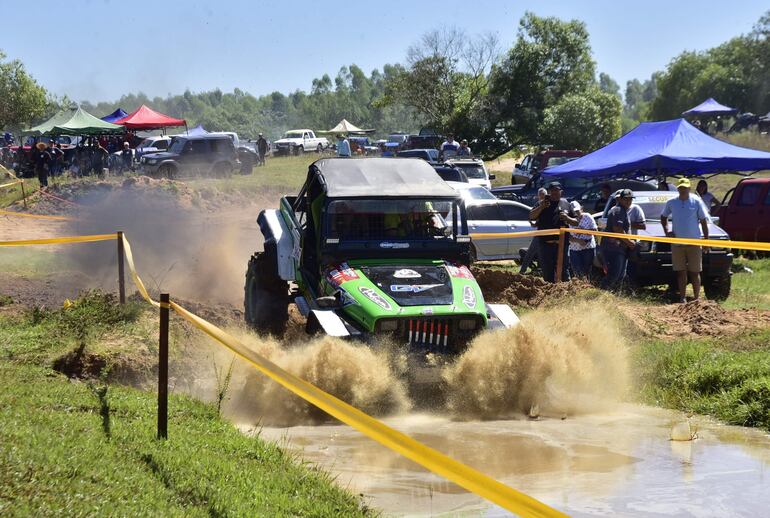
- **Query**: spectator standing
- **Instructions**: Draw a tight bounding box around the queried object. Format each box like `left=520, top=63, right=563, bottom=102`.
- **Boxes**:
left=528, top=182, right=572, bottom=282
left=121, top=142, right=133, bottom=173
left=566, top=200, right=597, bottom=279
left=456, top=139, right=472, bottom=157
left=256, top=133, right=268, bottom=166
left=32, top=142, right=51, bottom=187
left=696, top=179, right=719, bottom=215
left=93, top=142, right=109, bottom=176
left=600, top=189, right=635, bottom=291
left=519, top=187, right=547, bottom=274
left=661, top=178, right=710, bottom=303
left=49, top=142, right=63, bottom=176
left=625, top=193, right=647, bottom=283
left=440, top=133, right=460, bottom=160
left=336, top=134, right=351, bottom=157
left=594, top=183, right=612, bottom=213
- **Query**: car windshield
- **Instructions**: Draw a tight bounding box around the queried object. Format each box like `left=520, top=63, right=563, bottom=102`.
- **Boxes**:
left=326, top=199, right=457, bottom=241
left=454, top=164, right=486, bottom=179
left=168, top=138, right=187, bottom=153
left=459, top=186, right=496, bottom=201
left=285, top=132, right=303, bottom=139
left=546, top=156, right=579, bottom=167
left=435, top=168, right=466, bottom=182
left=139, top=139, right=156, bottom=148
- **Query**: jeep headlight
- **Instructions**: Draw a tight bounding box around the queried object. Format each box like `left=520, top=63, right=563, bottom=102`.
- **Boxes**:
left=377, top=319, right=398, bottom=332
left=458, top=318, right=478, bottom=330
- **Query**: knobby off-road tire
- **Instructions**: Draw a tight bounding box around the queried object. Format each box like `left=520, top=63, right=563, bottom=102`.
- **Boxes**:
left=703, top=274, right=731, bottom=301
left=244, top=252, right=289, bottom=335
left=158, top=163, right=176, bottom=179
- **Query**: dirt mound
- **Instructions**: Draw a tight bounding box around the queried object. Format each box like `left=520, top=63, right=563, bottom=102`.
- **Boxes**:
left=619, top=299, right=770, bottom=338
left=473, top=267, right=591, bottom=308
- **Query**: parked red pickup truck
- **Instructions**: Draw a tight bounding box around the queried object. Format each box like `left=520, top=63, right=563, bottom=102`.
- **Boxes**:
left=717, top=178, right=770, bottom=242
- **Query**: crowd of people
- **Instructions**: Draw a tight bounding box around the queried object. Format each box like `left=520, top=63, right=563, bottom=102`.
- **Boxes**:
left=523, top=178, right=713, bottom=302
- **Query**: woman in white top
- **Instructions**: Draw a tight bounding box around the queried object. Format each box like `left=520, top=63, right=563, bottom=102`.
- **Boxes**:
left=696, top=179, right=720, bottom=215
left=567, top=200, right=597, bottom=279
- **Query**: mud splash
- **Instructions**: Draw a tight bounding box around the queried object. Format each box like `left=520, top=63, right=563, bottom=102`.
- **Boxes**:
left=212, top=331, right=411, bottom=427
left=443, top=302, right=630, bottom=420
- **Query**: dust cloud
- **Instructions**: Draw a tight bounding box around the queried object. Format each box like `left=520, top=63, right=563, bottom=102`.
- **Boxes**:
left=443, top=302, right=630, bottom=420
left=64, top=178, right=268, bottom=305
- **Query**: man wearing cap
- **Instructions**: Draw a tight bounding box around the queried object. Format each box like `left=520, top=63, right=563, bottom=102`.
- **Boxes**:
left=566, top=200, right=597, bottom=279
left=600, top=189, right=635, bottom=291
left=32, top=142, right=51, bottom=187
left=529, top=181, right=572, bottom=282
left=661, top=178, right=710, bottom=303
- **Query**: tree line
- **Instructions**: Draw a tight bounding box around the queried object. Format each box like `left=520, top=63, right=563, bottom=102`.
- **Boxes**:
left=1, top=10, right=766, bottom=158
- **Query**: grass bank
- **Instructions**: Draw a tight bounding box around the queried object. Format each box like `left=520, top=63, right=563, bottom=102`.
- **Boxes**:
left=0, top=292, right=371, bottom=516
left=635, top=328, right=770, bottom=431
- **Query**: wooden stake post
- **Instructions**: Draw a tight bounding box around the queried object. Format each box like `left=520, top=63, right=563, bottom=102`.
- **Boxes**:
left=555, top=229, right=566, bottom=282
left=117, top=232, right=125, bottom=304
left=158, top=294, right=169, bottom=439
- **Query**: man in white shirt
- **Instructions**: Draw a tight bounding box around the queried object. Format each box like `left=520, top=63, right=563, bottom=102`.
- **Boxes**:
left=440, top=134, right=459, bottom=160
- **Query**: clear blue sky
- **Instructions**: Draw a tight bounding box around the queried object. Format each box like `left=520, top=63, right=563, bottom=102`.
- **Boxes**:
left=3, top=0, right=766, bottom=103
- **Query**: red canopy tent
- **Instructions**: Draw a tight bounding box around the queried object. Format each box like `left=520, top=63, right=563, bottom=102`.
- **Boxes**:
left=114, top=105, right=187, bottom=131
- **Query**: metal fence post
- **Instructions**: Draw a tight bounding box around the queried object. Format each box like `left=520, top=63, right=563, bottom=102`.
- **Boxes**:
left=556, top=229, right=566, bottom=283
left=158, top=293, right=169, bottom=440
left=117, top=231, right=125, bottom=304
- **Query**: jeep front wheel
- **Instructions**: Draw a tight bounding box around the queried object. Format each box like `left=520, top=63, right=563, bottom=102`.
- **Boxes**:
left=158, top=163, right=175, bottom=179
left=703, top=275, right=731, bottom=301
left=244, top=252, right=289, bottom=335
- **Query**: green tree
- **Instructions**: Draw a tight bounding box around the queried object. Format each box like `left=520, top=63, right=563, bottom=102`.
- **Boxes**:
left=599, top=72, right=621, bottom=98
left=541, top=87, right=622, bottom=151
left=649, top=10, right=769, bottom=119
left=485, top=12, right=598, bottom=155
left=0, top=50, right=48, bottom=131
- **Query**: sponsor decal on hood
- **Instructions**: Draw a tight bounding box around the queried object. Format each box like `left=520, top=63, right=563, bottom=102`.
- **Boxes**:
left=326, top=263, right=359, bottom=287
left=462, top=285, right=477, bottom=309
left=358, top=286, right=392, bottom=310
left=393, top=268, right=421, bottom=279
left=445, top=262, right=474, bottom=279
left=390, top=284, right=443, bottom=293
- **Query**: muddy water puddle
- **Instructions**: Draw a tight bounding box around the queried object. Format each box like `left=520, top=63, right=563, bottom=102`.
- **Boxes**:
left=254, top=405, right=770, bottom=516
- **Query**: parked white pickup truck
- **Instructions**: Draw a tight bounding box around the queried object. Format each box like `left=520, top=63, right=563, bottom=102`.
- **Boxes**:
left=273, top=129, right=329, bottom=155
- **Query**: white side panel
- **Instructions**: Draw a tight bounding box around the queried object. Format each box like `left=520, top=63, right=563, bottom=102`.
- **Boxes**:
left=310, top=310, right=351, bottom=337
left=486, top=303, right=520, bottom=328
left=262, top=209, right=296, bottom=281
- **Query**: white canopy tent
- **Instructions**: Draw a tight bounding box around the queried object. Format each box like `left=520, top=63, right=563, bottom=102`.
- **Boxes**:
left=323, top=119, right=375, bottom=135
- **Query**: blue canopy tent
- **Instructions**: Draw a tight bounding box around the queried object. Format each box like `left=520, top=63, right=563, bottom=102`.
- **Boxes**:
left=101, top=108, right=128, bottom=123
left=185, top=124, right=209, bottom=136
left=543, top=119, right=770, bottom=180
left=682, top=98, right=738, bottom=117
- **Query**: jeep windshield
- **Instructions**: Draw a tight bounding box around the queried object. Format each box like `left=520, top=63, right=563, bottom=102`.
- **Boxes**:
left=168, top=138, right=187, bottom=153
left=326, top=198, right=460, bottom=242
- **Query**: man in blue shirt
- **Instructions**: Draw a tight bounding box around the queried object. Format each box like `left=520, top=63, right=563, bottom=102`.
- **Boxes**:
left=336, top=134, right=351, bottom=157
left=661, top=178, right=710, bottom=303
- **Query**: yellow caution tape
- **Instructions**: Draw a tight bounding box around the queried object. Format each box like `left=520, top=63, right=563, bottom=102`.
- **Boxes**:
left=120, top=234, right=159, bottom=308
left=168, top=300, right=565, bottom=517
left=0, top=209, right=74, bottom=221
left=0, top=233, right=117, bottom=247
left=0, top=230, right=567, bottom=515
left=0, top=180, right=22, bottom=189
left=562, top=228, right=770, bottom=252
left=472, top=229, right=560, bottom=240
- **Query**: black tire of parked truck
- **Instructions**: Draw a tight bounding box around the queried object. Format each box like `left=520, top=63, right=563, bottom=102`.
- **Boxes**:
left=244, top=252, right=289, bottom=335
left=703, top=274, right=732, bottom=301
left=295, top=145, right=304, bottom=156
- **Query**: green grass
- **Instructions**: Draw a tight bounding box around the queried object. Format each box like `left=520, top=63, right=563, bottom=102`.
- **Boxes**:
left=635, top=329, right=770, bottom=430
left=186, top=154, right=318, bottom=196
left=0, top=292, right=371, bottom=516
left=725, top=258, right=770, bottom=310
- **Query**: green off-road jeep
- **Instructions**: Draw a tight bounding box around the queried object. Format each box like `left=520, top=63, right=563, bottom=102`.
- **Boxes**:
left=244, top=158, right=518, bottom=383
